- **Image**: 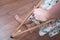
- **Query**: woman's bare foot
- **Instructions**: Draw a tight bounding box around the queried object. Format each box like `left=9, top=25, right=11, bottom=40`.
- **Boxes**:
left=15, top=15, right=32, bottom=26
left=15, top=15, right=35, bottom=33
left=15, top=15, right=23, bottom=24
left=15, top=15, right=32, bottom=24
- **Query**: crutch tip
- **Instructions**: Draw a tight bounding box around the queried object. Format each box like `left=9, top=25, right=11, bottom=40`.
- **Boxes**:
left=10, top=36, right=14, bottom=38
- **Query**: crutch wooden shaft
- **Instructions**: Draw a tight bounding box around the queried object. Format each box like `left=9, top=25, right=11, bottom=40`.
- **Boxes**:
left=13, top=19, right=55, bottom=37
left=12, top=0, right=44, bottom=37
left=15, top=0, right=44, bottom=32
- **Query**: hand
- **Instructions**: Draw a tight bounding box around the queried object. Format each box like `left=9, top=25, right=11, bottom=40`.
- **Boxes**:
left=33, top=8, right=48, bottom=21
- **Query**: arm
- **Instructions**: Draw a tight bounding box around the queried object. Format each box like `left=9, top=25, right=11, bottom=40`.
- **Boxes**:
left=33, top=1, right=60, bottom=21
left=47, top=1, right=60, bottom=19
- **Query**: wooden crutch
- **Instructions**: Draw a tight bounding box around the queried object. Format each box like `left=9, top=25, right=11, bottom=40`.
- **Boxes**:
left=11, top=0, right=44, bottom=38
left=11, top=19, right=55, bottom=37
left=11, top=0, right=54, bottom=38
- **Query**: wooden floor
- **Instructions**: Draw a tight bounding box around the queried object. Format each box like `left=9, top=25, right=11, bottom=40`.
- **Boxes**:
left=0, top=0, right=60, bottom=40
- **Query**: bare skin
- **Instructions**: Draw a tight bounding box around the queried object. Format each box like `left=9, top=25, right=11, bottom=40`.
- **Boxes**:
left=34, top=1, right=60, bottom=21
left=15, top=1, right=60, bottom=29
left=47, top=1, right=60, bottom=20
